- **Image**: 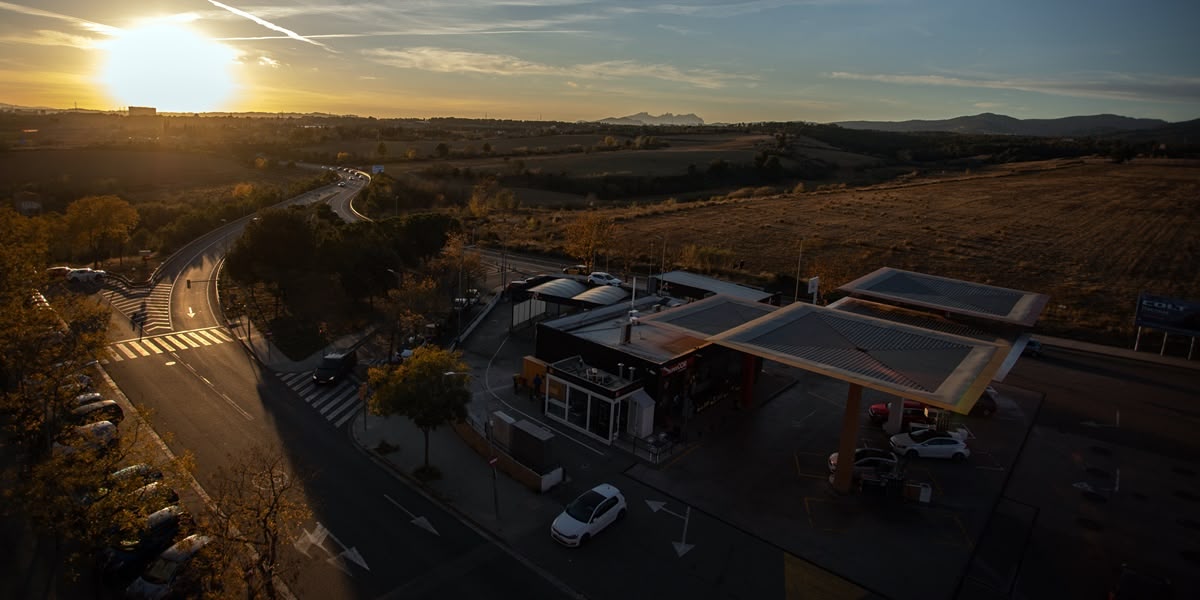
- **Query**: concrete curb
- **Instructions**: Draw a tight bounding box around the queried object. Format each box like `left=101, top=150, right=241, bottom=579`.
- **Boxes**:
left=1036, top=335, right=1199, bottom=371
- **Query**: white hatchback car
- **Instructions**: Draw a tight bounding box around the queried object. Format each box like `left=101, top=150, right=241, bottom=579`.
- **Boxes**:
left=889, top=428, right=970, bottom=461
left=551, top=483, right=627, bottom=547
left=67, top=268, right=106, bottom=283
left=587, top=272, right=622, bottom=286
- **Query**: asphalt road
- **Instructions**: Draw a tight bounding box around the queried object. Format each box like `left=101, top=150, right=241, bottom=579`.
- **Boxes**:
left=99, top=180, right=575, bottom=599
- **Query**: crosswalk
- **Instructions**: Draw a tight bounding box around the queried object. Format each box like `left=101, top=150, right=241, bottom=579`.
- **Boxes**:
left=103, top=326, right=234, bottom=362
left=276, top=372, right=363, bottom=428
left=103, top=280, right=173, bottom=334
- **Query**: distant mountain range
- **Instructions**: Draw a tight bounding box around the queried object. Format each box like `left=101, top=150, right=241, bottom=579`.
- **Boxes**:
left=596, top=112, right=705, bottom=126
left=832, top=113, right=1172, bottom=137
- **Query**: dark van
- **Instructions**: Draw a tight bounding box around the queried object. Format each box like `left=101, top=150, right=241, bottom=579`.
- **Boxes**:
left=313, top=350, right=357, bottom=385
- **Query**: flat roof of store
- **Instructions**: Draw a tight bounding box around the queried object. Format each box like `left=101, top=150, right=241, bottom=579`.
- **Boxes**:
left=574, top=285, right=629, bottom=306
left=637, top=294, right=778, bottom=337
left=542, top=297, right=703, bottom=364
left=837, top=267, right=1049, bottom=327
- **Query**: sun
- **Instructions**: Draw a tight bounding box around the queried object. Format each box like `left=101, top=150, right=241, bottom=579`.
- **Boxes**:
left=100, top=23, right=239, bottom=112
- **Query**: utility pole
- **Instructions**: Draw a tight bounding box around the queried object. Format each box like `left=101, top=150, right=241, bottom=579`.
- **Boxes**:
left=793, top=238, right=804, bottom=304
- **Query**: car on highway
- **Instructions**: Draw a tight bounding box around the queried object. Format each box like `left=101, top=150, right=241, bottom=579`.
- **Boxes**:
left=587, top=272, right=622, bottom=286
left=551, top=483, right=627, bottom=547
left=312, top=350, right=357, bottom=385
left=67, top=268, right=107, bottom=283
left=1023, top=339, right=1044, bottom=358
left=126, top=534, right=212, bottom=599
left=889, top=427, right=970, bottom=461
left=828, top=447, right=899, bottom=477
left=561, top=264, right=588, bottom=275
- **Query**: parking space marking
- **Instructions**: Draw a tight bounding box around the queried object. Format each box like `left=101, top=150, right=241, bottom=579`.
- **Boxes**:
left=793, top=451, right=830, bottom=480
left=802, top=497, right=852, bottom=533
left=905, top=466, right=943, bottom=496
left=662, top=443, right=701, bottom=470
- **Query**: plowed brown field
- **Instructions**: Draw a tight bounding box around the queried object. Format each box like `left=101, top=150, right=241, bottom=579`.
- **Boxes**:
left=592, top=158, right=1200, bottom=344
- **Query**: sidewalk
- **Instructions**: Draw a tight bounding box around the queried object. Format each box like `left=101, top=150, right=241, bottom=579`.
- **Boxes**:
left=229, top=289, right=574, bottom=541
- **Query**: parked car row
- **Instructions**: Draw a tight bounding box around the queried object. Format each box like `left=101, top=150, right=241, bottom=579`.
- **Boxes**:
left=867, top=386, right=1000, bottom=426
left=86, top=457, right=212, bottom=597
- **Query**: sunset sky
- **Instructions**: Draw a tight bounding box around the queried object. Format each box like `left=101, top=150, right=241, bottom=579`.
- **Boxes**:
left=1, top=0, right=1197, bottom=123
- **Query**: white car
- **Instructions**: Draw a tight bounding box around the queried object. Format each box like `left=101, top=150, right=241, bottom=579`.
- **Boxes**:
left=828, top=447, right=898, bottom=476
left=550, top=483, right=627, bottom=547
left=126, top=534, right=212, bottom=599
left=889, top=428, right=970, bottom=461
left=67, top=268, right=106, bottom=283
left=587, top=272, right=622, bottom=286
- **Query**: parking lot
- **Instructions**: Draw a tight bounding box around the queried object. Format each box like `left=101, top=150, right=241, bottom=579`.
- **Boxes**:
left=626, top=362, right=1043, bottom=600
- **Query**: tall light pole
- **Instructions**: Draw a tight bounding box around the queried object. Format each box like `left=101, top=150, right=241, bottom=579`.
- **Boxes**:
left=793, top=238, right=805, bottom=304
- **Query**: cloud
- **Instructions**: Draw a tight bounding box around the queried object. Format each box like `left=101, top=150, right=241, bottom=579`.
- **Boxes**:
left=656, top=24, right=699, bottom=35
left=258, top=56, right=281, bottom=68
left=565, top=81, right=579, bottom=88
left=973, top=101, right=1004, bottom=109
left=0, top=29, right=100, bottom=49
left=363, top=46, right=756, bottom=89
left=205, top=0, right=332, bottom=51
left=0, top=1, right=119, bottom=35
left=827, top=71, right=1200, bottom=104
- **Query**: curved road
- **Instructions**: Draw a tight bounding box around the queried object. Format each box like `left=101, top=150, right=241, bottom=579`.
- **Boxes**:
left=101, top=179, right=573, bottom=599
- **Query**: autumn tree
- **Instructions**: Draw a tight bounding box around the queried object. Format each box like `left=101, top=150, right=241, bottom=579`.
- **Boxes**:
left=367, top=346, right=470, bottom=477
left=434, top=143, right=450, bottom=158
left=64, top=195, right=139, bottom=267
left=430, top=232, right=487, bottom=302
left=386, top=275, right=442, bottom=356
left=563, top=212, right=616, bottom=271
left=468, top=178, right=518, bottom=218
left=376, top=141, right=388, bottom=157
left=205, top=445, right=312, bottom=600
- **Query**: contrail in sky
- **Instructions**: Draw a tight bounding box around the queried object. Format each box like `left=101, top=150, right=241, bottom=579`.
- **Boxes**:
left=0, top=1, right=119, bottom=34
left=205, top=0, right=332, bottom=50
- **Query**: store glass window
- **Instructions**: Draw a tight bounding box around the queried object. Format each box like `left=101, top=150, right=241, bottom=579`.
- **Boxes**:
left=588, top=397, right=613, bottom=441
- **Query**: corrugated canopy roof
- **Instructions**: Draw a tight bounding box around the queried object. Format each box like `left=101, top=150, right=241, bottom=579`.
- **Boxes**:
left=837, top=267, right=1049, bottom=327
left=706, top=302, right=1005, bottom=414
left=528, top=278, right=587, bottom=300
left=658, top=270, right=775, bottom=302
left=827, top=297, right=1027, bottom=382
left=574, top=285, right=629, bottom=306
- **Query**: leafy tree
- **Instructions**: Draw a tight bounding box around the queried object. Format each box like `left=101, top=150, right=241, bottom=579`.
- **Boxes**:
left=434, top=143, right=450, bottom=158
left=376, top=141, right=388, bottom=157
left=564, top=212, right=615, bottom=270
left=431, top=232, right=486, bottom=301
left=367, top=346, right=470, bottom=474
left=481, top=142, right=492, bottom=154
left=225, top=207, right=321, bottom=315
left=386, top=276, right=441, bottom=356
left=205, top=445, right=312, bottom=600
left=64, top=195, right=139, bottom=267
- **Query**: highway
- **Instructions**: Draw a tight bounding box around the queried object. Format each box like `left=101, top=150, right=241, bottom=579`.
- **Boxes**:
left=100, top=178, right=572, bottom=598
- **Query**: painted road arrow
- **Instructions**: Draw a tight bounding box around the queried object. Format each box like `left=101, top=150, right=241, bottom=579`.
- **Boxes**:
left=187, top=306, right=196, bottom=318
left=385, top=494, right=440, bottom=536
left=646, top=500, right=695, bottom=557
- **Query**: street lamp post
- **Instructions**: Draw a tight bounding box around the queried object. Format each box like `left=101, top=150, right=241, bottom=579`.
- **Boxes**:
left=445, top=370, right=499, bottom=519
left=793, top=238, right=805, bottom=304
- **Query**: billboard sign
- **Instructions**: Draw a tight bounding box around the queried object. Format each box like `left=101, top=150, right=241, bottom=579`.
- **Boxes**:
left=1134, top=293, right=1200, bottom=336
left=371, top=164, right=385, bottom=174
